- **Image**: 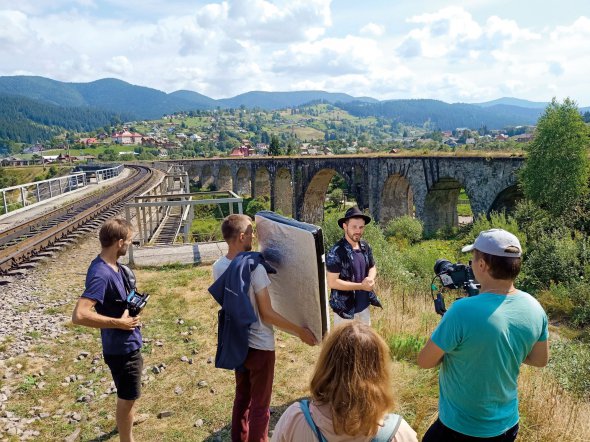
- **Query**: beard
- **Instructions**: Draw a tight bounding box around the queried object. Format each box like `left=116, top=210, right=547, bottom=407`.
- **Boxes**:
left=347, top=231, right=361, bottom=242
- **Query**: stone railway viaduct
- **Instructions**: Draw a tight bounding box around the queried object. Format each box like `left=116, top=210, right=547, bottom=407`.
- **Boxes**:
left=166, top=155, right=524, bottom=233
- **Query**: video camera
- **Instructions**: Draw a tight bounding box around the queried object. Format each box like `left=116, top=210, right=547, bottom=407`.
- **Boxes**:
left=120, top=264, right=150, bottom=317
left=126, top=290, right=150, bottom=317
left=431, top=259, right=480, bottom=315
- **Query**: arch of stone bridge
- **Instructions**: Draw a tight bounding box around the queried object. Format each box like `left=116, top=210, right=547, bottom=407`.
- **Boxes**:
left=380, top=174, right=414, bottom=224
left=423, top=177, right=470, bottom=234
left=254, top=167, right=271, bottom=198
left=488, top=184, right=523, bottom=215
left=201, top=165, right=214, bottom=190
left=217, top=165, right=233, bottom=191
left=301, top=168, right=348, bottom=224
left=186, top=164, right=201, bottom=186
left=346, top=164, right=367, bottom=210
left=235, top=167, right=251, bottom=196
left=274, top=168, right=293, bottom=217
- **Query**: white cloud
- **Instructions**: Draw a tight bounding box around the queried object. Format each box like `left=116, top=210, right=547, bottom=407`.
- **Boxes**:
left=400, top=7, right=541, bottom=63
left=0, top=2, right=588, bottom=104
left=271, top=36, right=380, bottom=77
left=194, top=0, right=332, bottom=44
left=0, top=10, right=34, bottom=47
left=105, top=56, right=134, bottom=76
left=360, top=23, right=385, bottom=37
left=196, top=2, right=228, bottom=29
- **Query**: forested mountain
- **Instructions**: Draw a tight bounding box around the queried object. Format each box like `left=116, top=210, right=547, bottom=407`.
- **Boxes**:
left=336, top=99, right=545, bottom=130
left=0, top=76, right=87, bottom=107
left=168, top=90, right=218, bottom=109
left=218, top=90, right=377, bottom=109
left=475, top=97, right=549, bottom=109
left=0, top=75, right=587, bottom=140
left=0, top=94, right=126, bottom=143
left=0, top=76, right=376, bottom=119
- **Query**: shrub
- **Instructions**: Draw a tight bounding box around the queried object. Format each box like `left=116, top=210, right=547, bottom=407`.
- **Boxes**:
left=401, top=240, right=462, bottom=280
left=536, top=283, right=576, bottom=321
left=568, top=281, right=590, bottom=328
left=384, top=216, right=423, bottom=244
left=321, top=212, right=342, bottom=249
left=388, top=333, right=427, bottom=362
left=465, top=211, right=526, bottom=250
left=548, top=339, right=590, bottom=399
left=513, top=200, right=558, bottom=243
left=244, top=196, right=270, bottom=218
left=520, top=229, right=582, bottom=292
left=190, top=218, right=223, bottom=242
left=327, top=188, right=344, bottom=208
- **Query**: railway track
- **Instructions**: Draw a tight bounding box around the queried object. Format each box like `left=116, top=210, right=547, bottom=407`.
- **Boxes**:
left=0, top=165, right=157, bottom=280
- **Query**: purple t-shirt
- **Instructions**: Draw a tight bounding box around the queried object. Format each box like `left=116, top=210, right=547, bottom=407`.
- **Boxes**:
left=352, top=249, right=370, bottom=312
left=82, top=256, right=142, bottom=355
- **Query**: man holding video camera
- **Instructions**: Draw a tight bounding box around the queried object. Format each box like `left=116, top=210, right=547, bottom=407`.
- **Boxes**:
left=418, top=229, right=549, bottom=441
left=72, top=218, right=143, bottom=442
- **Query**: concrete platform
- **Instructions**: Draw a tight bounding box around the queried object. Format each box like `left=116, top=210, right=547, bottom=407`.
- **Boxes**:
left=122, top=242, right=228, bottom=267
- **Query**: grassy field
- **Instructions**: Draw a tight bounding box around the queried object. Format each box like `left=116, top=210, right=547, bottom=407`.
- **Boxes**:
left=290, top=126, right=325, bottom=140
left=1, top=166, right=75, bottom=186
left=5, top=250, right=589, bottom=441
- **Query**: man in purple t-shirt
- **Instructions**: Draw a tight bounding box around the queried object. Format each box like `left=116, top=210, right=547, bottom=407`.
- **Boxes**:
left=72, top=218, right=142, bottom=442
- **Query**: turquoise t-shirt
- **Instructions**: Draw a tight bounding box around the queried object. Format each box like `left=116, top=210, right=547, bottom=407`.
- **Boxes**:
left=431, top=291, right=548, bottom=438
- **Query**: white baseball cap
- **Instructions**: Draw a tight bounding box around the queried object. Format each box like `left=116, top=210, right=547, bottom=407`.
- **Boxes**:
left=462, top=228, right=522, bottom=257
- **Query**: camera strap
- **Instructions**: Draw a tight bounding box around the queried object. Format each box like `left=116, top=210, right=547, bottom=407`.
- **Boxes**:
left=118, top=263, right=137, bottom=295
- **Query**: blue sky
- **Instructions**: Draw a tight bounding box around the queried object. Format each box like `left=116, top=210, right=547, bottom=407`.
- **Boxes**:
left=1, top=0, right=589, bottom=105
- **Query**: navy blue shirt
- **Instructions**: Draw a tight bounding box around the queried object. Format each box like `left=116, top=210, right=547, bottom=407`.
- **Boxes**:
left=326, top=238, right=381, bottom=318
left=82, top=256, right=142, bottom=356
left=352, top=249, right=370, bottom=312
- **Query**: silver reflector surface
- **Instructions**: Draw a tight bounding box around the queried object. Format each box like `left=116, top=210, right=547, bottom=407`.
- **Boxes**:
left=254, top=211, right=329, bottom=342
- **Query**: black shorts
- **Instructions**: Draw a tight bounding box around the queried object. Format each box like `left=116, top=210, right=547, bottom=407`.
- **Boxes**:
left=104, top=349, right=143, bottom=401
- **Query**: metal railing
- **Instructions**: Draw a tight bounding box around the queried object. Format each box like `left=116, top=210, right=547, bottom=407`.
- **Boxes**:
left=87, top=165, right=124, bottom=183
left=0, top=173, right=87, bottom=216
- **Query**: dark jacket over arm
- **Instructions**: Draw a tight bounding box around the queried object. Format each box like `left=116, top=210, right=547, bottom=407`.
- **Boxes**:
left=208, top=252, right=276, bottom=370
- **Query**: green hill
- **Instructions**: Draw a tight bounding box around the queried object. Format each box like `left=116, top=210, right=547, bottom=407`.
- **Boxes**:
left=218, top=90, right=377, bottom=109
left=336, top=99, right=544, bottom=130
left=0, top=93, right=125, bottom=143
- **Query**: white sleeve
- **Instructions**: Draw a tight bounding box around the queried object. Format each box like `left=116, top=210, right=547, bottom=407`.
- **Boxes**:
left=251, top=264, right=271, bottom=294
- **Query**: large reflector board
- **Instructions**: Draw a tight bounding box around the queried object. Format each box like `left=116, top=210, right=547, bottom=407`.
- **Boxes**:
left=254, top=211, right=329, bottom=342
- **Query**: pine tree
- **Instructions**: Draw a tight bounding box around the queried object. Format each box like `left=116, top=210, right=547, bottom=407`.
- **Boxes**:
left=269, top=134, right=281, bottom=156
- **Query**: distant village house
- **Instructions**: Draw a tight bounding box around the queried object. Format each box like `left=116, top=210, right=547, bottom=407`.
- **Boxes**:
left=112, top=131, right=143, bottom=145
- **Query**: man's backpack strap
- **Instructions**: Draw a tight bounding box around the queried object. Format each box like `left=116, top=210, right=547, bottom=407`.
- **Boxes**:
left=372, top=413, right=402, bottom=442
left=299, top=400, right=327, bottom=442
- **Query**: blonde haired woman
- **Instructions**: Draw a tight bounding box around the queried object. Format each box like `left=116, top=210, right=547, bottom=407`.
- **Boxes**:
left=272, top=322, right=417, bottom=441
